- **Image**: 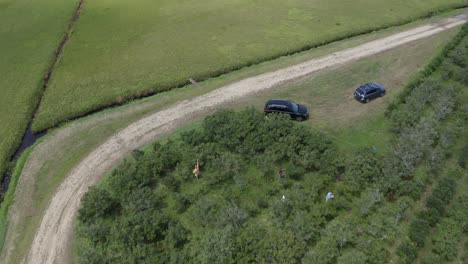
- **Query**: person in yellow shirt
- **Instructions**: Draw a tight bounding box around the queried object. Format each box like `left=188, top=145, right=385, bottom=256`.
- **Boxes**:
left=193, top=159, right=200, bottom=180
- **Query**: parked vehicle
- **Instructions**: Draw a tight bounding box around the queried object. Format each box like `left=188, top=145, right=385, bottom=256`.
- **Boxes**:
left=354, top=83, right=386, bottom=103
left=264, top=99, right=309, bottom=121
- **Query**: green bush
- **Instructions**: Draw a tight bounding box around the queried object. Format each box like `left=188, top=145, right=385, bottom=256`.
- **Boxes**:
left=417, top=208, right=441, bottom=227
left=337, top=250, right=368, bottom=264
left=345, top=148, right=382, bottom=192
left=458, top=143, right=468, bottom=168
left=431, top=219, right=462, bottom=260
left=397, top=239, right=418, bottom=264
left=408, top=218, right=430, bottom=247
left=447, top=196, right=468, bottom=232
left=78, top=187, right=119, bottom=223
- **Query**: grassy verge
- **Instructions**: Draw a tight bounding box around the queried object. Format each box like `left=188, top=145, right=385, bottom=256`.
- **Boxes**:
left=0, top=18, right=461, bottom=263
left=0, top=144, right=36, bottom=251
left=0, top=0, right=80, bottom=182
left=32, top=0, right=468, bottom=132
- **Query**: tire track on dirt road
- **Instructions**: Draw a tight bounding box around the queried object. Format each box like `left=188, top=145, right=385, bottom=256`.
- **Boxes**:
left=12, top=15, right=468, bottom=264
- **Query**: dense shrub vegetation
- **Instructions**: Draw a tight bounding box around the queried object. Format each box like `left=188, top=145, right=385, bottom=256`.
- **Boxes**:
left=77, top=25, right=468, bottom=263
left=77, top=110, right=341, bottom=263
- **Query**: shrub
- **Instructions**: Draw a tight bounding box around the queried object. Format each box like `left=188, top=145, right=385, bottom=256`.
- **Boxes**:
left=408, top=218, right=430, bottom=247
left=447, top=196, right=468, bottom=232
left=426, top=196, right=445, bottom=216
left=360, top=188, right=383, bottom=216
left=420, top=253, right=443, bottom=264
left=396, top=178, right=425, bottom=200
left=432, top=219, right=462, bottom=260
left=397, top=239, right=418, bottom=264
left=174, top=193, right=192, bottom=213
left=417, top=208, right=441, bottom=227
left=459, top=143, right=468, bottom=168
left=217, top=203, right=249, bottom=230
left=78, top=187, right=119, bottom=223
left=431, top=177, right=455, bottom=204
left=302, top=238, right=339, bottom=264
left=337, top=250, right=368, bottom=264
left=345, top=148, right=382, bottom=192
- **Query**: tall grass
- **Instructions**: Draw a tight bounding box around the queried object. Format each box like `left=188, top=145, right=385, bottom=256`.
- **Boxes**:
left=0, top=0, right=80, bottom=182
left=0, top=146, right=33, bottom=252
left=33, top=0, right=468, bottom=132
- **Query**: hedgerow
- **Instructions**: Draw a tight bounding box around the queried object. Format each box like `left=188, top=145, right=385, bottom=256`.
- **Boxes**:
left=395, top=31, right=468, bottom=263
left=386, top=22, right=468, bottom=117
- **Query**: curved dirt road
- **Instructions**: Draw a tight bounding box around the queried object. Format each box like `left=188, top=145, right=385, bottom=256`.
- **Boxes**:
left=18, top=16, right=467, bottom=264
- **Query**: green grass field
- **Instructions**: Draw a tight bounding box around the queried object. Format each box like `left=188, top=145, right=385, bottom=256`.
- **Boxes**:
left=32, top=0, right=467, bottom=132
left=0, top=0, right=79, bottom=181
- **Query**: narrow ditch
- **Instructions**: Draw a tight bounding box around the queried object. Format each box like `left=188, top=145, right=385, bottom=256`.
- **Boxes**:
left=0, top=0, right=85, bottom=203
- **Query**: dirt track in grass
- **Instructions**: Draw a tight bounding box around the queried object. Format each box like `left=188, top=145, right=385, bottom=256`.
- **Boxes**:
left=4, top=15, right=466, bottom=264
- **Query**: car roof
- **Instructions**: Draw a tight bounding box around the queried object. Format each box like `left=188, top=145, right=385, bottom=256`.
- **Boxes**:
left=266, top=99, right=291, bottom=106
left=358, top=82, right=384, bottom=91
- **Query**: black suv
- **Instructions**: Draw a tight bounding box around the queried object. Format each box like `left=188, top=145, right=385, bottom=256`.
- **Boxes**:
left=354, top=83, right=386, bottom=103
left=264, top=99, right=309, bottom=121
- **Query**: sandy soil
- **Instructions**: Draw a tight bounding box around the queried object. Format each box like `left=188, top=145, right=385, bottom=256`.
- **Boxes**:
left=2, top=15, right=466, bottom=264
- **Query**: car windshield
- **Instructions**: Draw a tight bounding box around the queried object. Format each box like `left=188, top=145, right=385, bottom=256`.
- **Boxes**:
left=289, top=101, right=299, bottom=112
left=356, top=88, right=365, bottom=95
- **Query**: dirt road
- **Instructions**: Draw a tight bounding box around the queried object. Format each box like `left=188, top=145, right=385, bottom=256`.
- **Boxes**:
left=12, top=16, right=467, bottom=264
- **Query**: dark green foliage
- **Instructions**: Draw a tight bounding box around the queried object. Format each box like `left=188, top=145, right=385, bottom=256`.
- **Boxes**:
left=420, top=254, right=443, bottom=264
left=77, top=108, right=339, bottom=263
left=447, top=196, right=468, bottom=232
left=431, top=219, right=462, bottom=260
left=408, top=218, right=430, bottom=247
left=337, top=250, right=368, bottom=264
left=174, top=193, right=192, bottom=213
left=417, top=208, right=441, bottom=227
left=459, top=143, right=468, bottom=168
left=345, top=148, right=382, bottom=192
left=397, top=239, right=418, bottom=264
left=114, top=209, right=169, bottom=246
left=78, top=187, right=118, bottom=223
left=396, top=177, right=425, bottom=200
left=426, top=196, right=445, bottom=215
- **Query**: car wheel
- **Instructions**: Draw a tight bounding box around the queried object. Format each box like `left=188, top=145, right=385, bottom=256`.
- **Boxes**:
left=380, top=91, right=385, bottom=97
left=295, top=116, right=304, bottom=121
left=364, top=98, right=370, bottom=103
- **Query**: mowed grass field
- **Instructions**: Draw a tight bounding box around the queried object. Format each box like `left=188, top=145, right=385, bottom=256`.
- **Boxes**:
left=32, top=0, right=467, bottom=132
left=0, top=0, right=79, bottom=181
